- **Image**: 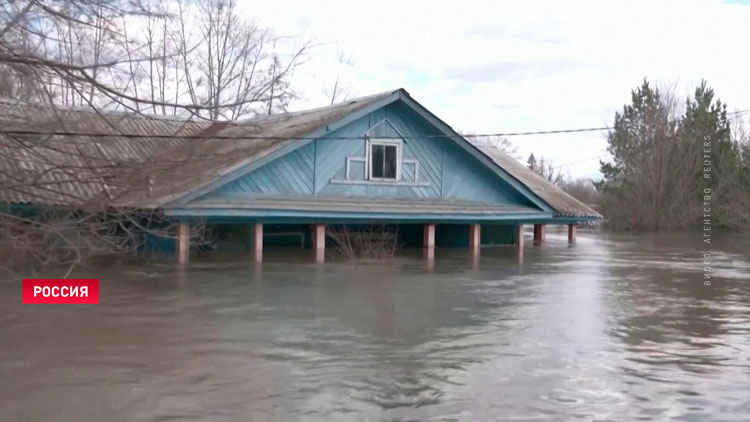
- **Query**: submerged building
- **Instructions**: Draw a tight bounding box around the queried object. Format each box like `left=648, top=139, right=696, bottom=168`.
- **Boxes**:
left=0, top=89, right=600, bottom=263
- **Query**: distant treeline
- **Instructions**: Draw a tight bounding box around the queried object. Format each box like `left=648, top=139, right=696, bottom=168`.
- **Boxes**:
left=597, top=80, right=749, bottom=232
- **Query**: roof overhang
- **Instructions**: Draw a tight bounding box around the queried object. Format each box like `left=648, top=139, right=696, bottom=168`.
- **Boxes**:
left=165, top=195, right=552, bottom=224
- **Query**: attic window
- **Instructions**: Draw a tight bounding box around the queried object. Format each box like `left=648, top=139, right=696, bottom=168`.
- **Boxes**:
left=368, top=139, right=401, bottom=181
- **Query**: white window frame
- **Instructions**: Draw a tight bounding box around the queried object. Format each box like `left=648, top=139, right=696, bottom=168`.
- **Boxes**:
left=345, top=156, right=366, bottom=180
left=402, top=158, right=419, bottom=182
left=366, top=138, right=402, bottom=181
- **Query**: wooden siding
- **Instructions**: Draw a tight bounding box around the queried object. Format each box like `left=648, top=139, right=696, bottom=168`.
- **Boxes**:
left=211, top=143, right=316, bottom=195
left=202, top=101, right=537, bottom=208
left=441, top=141, right=528, bottom=204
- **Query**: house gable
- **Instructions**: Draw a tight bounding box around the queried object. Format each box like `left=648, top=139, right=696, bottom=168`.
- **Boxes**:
left=210, top=142, right=316, bottom=195
left=202, top=100, right=539, bottom=209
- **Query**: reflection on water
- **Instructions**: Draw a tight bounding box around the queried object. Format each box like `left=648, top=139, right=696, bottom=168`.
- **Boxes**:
left=1, top=230, right=749, bottom=421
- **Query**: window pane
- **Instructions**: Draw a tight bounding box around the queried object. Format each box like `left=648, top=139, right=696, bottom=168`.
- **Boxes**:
left=371, top=144, right=384, bottom=178
left=384, top=145, right=397, bottom=179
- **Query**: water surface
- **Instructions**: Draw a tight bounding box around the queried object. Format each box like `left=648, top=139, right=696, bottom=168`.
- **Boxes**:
left=1, top=230, right=749, bottom=421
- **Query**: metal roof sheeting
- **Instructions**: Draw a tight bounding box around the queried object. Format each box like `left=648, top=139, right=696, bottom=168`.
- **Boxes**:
left=476, top=146, right=601, bottom=218
left=0, top=98, right=210, bottom=208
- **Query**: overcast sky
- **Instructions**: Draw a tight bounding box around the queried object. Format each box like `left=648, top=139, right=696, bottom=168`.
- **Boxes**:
left=247, top=0, right=750, bottom=179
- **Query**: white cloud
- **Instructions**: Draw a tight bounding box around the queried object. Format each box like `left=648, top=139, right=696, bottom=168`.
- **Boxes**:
left=243, top=0, right=750, bottom=179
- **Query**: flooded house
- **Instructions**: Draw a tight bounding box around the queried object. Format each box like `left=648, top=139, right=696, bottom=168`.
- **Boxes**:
left=0, top=89, right=600, bottom=263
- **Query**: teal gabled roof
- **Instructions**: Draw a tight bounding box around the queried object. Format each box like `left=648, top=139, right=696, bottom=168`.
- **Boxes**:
left=156, top=89, right=561, bottom=216
left=0, top=89, right=601, bottom=219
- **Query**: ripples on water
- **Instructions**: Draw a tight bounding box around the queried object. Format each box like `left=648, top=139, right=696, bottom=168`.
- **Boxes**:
left=1, top=230, right=749, bottom=421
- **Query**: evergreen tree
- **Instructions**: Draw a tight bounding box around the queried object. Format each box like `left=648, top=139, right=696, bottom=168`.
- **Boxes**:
left=527, top=153, right=537, bottom=171
left=599, top=79, right=747, bottom=231
left=599, top=79, right=676, bottom=230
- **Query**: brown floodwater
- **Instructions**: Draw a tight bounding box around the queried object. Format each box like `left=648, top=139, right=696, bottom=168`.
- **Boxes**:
left=1, top=229, right=749, bottom=421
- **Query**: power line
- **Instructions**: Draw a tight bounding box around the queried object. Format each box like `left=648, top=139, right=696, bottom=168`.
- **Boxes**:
left=534, top=109, right=750, bottom=170
left=1, top=126, right=612, bottom=140
left=2, top=107, right=747, bottom=141
left=550, top=155, right=608, bottom=169
left=467, top=127, right=610, bottom=137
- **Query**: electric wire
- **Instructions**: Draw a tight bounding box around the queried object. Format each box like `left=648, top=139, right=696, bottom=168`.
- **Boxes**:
left=1, top=108, right=747, bottom=140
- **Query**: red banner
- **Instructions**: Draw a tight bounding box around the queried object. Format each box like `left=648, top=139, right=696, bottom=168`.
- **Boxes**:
left=22, top=279, right=99, bottom=304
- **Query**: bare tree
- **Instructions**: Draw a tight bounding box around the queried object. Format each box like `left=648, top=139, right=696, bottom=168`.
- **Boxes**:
left=108, top=0, right=310, bottom=119
left=327, top=225, right=400, bottom=259
left=179, top=0, right=308, bottom=119
left=560, top=177, right=600, bottom=205
left=464, top=133, right=520, bottom=159
left=324, top=50, right=353, bottom=105
left=0, top=0, right=313, bottom=273
left=1, top=0, right=310, bottom=116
